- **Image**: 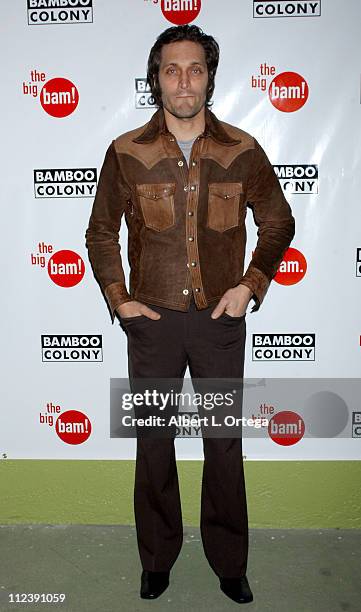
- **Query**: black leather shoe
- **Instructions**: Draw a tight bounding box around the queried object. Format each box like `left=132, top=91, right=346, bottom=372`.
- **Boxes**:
left=140, top=570, right=170, bottom=599
left=219, top=575, right=253, bottom=604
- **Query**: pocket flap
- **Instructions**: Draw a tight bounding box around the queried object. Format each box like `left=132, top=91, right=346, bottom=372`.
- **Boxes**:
left=136, top=183, right=176, bottom=200
left=208, top=182, right=243, bottom=199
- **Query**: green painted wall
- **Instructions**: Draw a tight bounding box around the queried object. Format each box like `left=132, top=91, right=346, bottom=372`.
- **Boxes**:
left=1, top=460, right=360, bottom=528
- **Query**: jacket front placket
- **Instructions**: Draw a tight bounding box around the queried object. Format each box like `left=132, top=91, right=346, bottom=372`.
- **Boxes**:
left=162, top=132, right=208, bottom=310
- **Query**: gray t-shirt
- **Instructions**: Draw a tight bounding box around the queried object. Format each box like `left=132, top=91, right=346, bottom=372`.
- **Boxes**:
left=176, top=136, right=197, bottom=167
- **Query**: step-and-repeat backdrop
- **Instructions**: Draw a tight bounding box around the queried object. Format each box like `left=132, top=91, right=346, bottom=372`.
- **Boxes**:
left=1, top=0, right=360, bottom=460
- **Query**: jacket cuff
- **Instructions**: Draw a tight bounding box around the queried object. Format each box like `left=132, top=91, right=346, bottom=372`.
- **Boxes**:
left=104, top=281, right=132, bottom=324
left=237, top=265, right=270, bottom=313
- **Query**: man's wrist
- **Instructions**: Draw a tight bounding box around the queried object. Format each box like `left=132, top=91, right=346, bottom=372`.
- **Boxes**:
left=236, top=283, right=253, bottom=298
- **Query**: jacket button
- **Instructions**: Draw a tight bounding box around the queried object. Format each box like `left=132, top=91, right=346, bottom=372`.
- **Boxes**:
left=191, top=261, right=197, bottom=267
left=188, top=211, right=193, bottom=216
left=191, top=160, right=197, bottom=166
left=184, top=186, right=189, bottom=191
left=178, top=160, right=184, bottom=166
left=182, top=289, right=189, bottom=295
left=195, top=288, right=200, bottom=292
left=190, top=185, right=196, bottom=191
left=188, top=237, right=194, bottom=241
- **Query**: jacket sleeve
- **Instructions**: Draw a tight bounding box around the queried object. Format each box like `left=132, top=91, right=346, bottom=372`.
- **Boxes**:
left=85, top=140, right=132, bottom=324
left=238, top=139, right=296, bottom=312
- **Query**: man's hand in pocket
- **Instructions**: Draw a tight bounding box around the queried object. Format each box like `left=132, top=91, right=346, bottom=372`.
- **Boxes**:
left=116, top=300, right=161, bottom=320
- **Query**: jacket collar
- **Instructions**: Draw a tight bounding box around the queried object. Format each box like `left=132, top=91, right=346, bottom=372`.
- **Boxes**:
left=132, top=106, right=242, bottom=146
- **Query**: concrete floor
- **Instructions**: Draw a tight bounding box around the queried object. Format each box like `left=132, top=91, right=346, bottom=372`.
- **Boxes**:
left=0, top=526, right=360, bottom=612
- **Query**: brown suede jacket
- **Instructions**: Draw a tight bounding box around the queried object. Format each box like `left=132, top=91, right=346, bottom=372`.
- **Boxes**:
left=85, top=105, right=295, bottom=324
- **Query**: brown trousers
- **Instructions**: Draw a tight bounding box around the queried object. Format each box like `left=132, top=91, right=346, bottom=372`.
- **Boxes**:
left=119, top=296, right=248, bottom=578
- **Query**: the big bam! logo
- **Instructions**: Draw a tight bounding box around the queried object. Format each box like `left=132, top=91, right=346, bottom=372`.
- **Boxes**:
left=39, top=403, right=92, bottom=445
left=30, top=243, right=85, bottom=287
left=268, top=411, right=305, bottom=446
left=22, top=70, right=79, bottom=117
left=27, top=0, right=94, bottom=25
left=269, top=247, right=307, bottom=286
left=251, top=63, right=309, bottom=112
left=160, top=0, right=201, bottom=24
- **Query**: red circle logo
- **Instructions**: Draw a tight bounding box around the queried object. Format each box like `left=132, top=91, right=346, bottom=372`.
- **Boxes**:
left=40, top=77, right=79, bottom=118
left=48, top=250, right=85, bottom=287
left=268, top=72, right=308, bottom=112
left=55, top=410, right=92, bottom=445
left=268, top=411, right=305, bottom=446
left=161, top=0, right=201, bottom=24
left=274, top=247, right=307, bottom=286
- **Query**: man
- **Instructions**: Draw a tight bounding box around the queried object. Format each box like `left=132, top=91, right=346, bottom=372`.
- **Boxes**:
left=85, top=24, right=295, bottom=604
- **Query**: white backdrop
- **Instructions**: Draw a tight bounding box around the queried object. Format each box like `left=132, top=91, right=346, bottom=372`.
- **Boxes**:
left=1, top=0, right=360, bottom=460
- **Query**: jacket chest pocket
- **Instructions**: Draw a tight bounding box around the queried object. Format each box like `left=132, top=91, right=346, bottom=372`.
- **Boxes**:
left=207, top=182, right=243, bottom=232
left=136, top=183, right=176, bottom=232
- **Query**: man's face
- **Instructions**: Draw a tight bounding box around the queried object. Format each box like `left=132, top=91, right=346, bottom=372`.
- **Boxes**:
left=157, top=40, right=209, bottom=119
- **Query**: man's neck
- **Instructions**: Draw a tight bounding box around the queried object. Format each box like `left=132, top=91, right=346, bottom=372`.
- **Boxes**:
left=163, top=106, right=206, bottom=142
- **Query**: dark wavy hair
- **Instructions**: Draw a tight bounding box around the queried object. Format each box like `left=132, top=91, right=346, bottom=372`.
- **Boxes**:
left=146, top=24, right=220, bottom=109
